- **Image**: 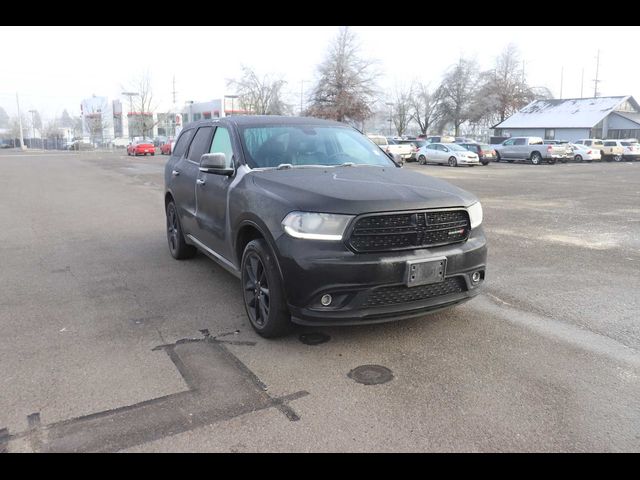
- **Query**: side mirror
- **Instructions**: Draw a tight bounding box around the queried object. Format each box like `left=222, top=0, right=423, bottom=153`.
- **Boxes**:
left=200, top=152, right=234, bottom=176
left=443, top=147, right=449, bottom=152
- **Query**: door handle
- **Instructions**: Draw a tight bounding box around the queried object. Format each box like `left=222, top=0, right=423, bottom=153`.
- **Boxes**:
left=196, top=178, right=206, bottom=186
left=172, top=169, right=180, bottom=176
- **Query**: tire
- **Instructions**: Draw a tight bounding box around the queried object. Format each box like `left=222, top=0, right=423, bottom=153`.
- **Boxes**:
left=547, top=158, right=556, bottom=165
left=418, top=155, right=426, bottom=165
left=575, top=154, right=583, bottom=163
left=241, top=239, right=291, bottom=338
left=614, top=154, right=623, bottom=162
left=448, top=156, right=457, bottom=167
left=495, top=152, right=501, bottom=162
left=530, top=152, right=542, bottom=165
left=151, top=153, right=155, bottom=156
left=481, top=161, right=489, bottom=166
left=166, top=201, right=196, bottom=260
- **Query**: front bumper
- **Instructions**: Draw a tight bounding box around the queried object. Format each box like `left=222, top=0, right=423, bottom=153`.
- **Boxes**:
left=275, top=227, right=487, bottom=326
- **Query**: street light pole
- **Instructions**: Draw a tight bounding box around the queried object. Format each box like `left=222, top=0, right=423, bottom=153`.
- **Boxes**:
left=385, top=102, right=394, bottom=136
left=122, top=91, right=139, bottom=139
left=16, top=93, right=25, bottom=150
left=28, top=110, right=36, bottom=149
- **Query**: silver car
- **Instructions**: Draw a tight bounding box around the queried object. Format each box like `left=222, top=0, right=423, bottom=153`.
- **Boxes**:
left=417, top=142, right=480, bottom=167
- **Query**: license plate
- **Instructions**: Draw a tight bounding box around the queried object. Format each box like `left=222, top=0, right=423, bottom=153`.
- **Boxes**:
left=406, top=257, right=447, bottom=287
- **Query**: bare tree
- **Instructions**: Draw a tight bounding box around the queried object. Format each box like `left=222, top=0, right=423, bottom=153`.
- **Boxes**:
left=390, top=84, right=413, bottom=137
left=470, top=44, right=540, bottom=126
left=436, top=57, right=480, bottom=136
left=0, top=106, right=9, bottom=128
left=227, top=65, right=289, bottom=115
left=410, top=82, right=442, bottom=136
left=306, top=26, right=379, bottom=124
left=7, top=116, right=27, bottom=147
left=128, top=71, right=159, bottom=140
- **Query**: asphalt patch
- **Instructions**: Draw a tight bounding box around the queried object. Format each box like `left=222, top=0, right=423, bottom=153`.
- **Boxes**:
left=348, top=365, right=394, bottom=385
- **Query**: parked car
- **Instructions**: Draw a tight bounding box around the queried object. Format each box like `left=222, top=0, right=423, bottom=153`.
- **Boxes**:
left=112, top=138, right=130, bottom=149
left=454, top=137, right=477, bottom=144
left=600, top=140, right=624, bottom=162
left=459, top=143, right=496, bottom=165
left=417, top=142, right=481, bottom=167
left=127, top=140, right=155, bottom=156
left=604, top=139, right=640, bottom=161
left=398, top=139, right=427, bottom=162
left=543, top=140, right=571, bottom=163
left=493, top=136, right=565, bottom=165
left=160, top=138, right=174, bottom=155
left=426, top=135, right=455, bottom=144
left=366, top=134, right=413, bottom=163
left=574, top=139, right=605, bottom=159
left=165, top=116, right=487, bottom=337
left=568, top=143, right=601, bottom=162
left=0, top=142, right=11, bottom=149
left=67, top=140, right=94, bottom=151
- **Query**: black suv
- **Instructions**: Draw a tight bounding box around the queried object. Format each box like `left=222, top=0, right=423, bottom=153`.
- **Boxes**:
left=164, top=116, right=487, bottom=337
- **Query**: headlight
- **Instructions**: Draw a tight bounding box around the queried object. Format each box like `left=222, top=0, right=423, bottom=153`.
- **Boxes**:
left=282, top=212, right=354, bottom=240
left=467, top=202, right=483, bottom=229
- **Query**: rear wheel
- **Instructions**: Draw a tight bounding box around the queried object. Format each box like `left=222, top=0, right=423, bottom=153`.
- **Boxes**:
left=166, top=201, right=196, bottom=260
left=495, top=152, right=501, bottom=162
left=614, top=154, right=623, bottom=162
left=481, top=161, right=489, bottom=166
left=530, top=152, right=542, bottom=165
left=448, top=156, right=457, bottom=167
left=418, top=155, right=426, bottom=165
left=241, top=239, right=291, bottom=338
left=575, top=154, right=583, bottom=162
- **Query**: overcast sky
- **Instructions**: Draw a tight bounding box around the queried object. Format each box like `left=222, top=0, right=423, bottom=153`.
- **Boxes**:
left=1, top=26, right=637, bottom=120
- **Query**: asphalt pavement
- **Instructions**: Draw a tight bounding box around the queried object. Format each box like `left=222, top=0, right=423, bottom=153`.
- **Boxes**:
left=1, top=150, right=638, bottom=452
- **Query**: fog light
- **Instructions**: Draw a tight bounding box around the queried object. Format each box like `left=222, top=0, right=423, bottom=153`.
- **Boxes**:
left=321, top=294, right=332, bottom=306
left=471, top=271, right=482, bottom=284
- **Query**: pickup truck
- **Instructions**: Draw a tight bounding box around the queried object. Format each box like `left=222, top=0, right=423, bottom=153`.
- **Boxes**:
left=600, top=140, right=624, bottom=161
left=367, top=135, right=413, bottom=162
left=493, top=136, right=566, bottom=165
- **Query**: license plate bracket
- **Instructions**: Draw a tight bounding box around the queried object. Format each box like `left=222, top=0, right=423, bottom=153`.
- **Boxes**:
left=405, top=257, right=447, bottom=287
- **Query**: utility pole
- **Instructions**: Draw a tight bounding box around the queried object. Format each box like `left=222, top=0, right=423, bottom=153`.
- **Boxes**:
left=172, top=75, right=177, bottom=104
left=559, top=66, right=564, bottom=99
left=593, top=49, right=601, bottom=98
left=581, top=68, right=584, bottom=98
left=16, top=93, right=25, bottom=150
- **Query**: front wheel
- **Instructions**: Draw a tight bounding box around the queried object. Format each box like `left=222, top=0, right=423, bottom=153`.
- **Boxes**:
left=241, top=239, right=291, bottom=338
left=448, top=156, right=457, bottom=167
left=418, top=155, right=426, bottom=165
left=574, top=154, right=583, bottom=163
left=166, top=201, right=196, bottom=260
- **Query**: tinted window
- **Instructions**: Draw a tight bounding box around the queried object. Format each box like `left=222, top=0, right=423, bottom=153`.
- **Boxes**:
left=503, top=139, right=514, bottom=145
left=514, top=138, right=526, bottom=145
left=209, top=127, right=234, bottom=168
left=604, top=141, right=616, bottom=146
left=172, top=129, right=194, bottom=157
left=187, top=126, right=213, bottom=162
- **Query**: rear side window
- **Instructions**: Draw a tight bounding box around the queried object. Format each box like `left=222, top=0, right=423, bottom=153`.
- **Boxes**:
left=187, top=127, right=214, bottom=162
left=604, top=141, right=616, bottom=146
left=514, top=138, right=526, bottom=145
left=173, top=129, right=194, bottom=157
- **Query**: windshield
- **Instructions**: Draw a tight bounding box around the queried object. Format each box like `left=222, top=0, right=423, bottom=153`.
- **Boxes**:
left=240, top=125, right=396, bottom=168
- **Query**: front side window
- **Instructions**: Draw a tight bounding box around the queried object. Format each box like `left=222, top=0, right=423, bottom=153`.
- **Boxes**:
left=240, top=126, right=395, bottom=168
left=209, top=127, right=234, bottom=168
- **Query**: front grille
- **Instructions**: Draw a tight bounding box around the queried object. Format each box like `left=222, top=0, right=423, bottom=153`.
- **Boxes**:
left=348, top=210, right=470, bottom=252
left=362, top=277, right=466, bottom=307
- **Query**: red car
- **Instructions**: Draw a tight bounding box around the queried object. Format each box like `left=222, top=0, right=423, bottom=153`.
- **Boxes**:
left=127, top=140, right=155, bottom=156
left=160, top=138, right=174, bottom=155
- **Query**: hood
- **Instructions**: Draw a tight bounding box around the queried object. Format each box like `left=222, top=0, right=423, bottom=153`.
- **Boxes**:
left=249, top=166, right=478, bottom=215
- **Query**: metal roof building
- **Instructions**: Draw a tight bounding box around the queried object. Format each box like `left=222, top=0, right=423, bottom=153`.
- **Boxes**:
left=493, top=96, right=640, bottom=141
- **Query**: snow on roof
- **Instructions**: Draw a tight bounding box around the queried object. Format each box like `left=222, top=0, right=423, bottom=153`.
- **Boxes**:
left=494, top=96, right=635, bottom=129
